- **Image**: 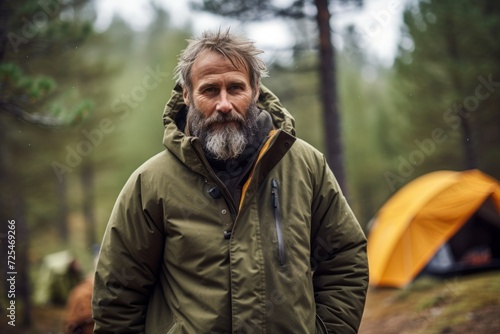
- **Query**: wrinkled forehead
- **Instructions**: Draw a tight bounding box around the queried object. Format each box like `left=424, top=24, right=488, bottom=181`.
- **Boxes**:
left=192, top=49, right=250, bottom=76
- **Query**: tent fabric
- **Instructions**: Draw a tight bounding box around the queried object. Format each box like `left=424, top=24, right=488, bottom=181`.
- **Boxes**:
left=367, top=169, right=500, bottom=288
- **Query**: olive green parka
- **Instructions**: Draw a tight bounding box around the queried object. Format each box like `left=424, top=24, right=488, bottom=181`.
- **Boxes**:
left=92, top=84, right=369, bottom=334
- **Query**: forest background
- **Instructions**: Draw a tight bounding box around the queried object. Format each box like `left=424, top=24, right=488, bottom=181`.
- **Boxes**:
left=1, top=0, right=499, bottom=329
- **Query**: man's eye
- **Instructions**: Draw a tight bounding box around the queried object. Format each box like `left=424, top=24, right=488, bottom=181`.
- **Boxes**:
left=228, top=85, right=243, bottom=92
left=203, top=87, right=218, bottom=94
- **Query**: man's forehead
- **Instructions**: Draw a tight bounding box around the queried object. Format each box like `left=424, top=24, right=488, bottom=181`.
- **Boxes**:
left=192, top=50, right=249, bottom=76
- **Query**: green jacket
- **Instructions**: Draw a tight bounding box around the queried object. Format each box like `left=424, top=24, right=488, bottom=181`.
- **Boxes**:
left=92, top=84, right=368, bottom=334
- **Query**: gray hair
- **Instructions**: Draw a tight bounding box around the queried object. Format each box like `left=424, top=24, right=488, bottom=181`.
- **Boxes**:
left=174, top=28, right=268, bottom=92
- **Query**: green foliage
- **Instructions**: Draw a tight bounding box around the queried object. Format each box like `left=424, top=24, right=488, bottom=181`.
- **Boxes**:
left=392, top=0, right=500, bottom=181
left=1, top=63, right=56, bottom=101
left=191, top=0, right=309, bottom=20
left=49, top=98, right=93, bottom=123
left=1, top=0, right=96, bottom=126
left=0, top=63, right=23, bottom=81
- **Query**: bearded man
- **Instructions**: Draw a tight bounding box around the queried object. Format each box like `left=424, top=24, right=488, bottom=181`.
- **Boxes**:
left=92, top=29, right=369, bottom=334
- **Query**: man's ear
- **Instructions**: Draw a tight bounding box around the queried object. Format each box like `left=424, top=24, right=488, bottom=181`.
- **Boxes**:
left=183, top=88, right=190, bottom=106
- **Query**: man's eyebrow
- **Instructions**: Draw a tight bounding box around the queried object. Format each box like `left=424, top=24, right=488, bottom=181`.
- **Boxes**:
left=228, top=79, right=247, bottom=86
left=198, top=82, right=218, bottom=90
left=198, top=80, right=248, bottom=91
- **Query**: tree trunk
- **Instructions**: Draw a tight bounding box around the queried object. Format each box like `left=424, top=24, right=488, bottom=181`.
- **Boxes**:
left=458, top=110, right=478, bottom=169
left=314, top=0, right=348, bottom=194
left=444, top=12, right=478, bottom=169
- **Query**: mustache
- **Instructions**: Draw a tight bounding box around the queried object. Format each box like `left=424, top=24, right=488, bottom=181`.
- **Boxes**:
left=204, top=111, right=245, bottom=127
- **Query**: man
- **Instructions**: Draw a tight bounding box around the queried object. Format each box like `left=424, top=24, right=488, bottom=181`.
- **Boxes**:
left=92, top=29, right=368, bottom=334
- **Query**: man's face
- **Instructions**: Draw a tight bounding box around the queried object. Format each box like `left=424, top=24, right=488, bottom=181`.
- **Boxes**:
left=184, top=50, right=256, bottom=119
left=185, top=51, right=260, bottom=161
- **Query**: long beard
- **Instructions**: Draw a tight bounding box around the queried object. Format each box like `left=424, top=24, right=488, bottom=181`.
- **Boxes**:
left=189, top=102, right=260, bottom=161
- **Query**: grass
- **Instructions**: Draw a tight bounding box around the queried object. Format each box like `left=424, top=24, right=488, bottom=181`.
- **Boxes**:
left=360, top=270, right=500, bottom=334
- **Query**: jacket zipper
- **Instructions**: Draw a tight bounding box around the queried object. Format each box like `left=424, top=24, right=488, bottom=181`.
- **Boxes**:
left=271, top=179, right=286, bottom=266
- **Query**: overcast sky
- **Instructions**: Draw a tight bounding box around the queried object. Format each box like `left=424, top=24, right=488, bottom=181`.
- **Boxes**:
left=94, top=0, right=405, bottom=66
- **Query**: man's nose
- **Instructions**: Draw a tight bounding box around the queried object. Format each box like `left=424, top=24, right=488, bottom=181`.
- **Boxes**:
left=216, top=90, right=232, bottom=113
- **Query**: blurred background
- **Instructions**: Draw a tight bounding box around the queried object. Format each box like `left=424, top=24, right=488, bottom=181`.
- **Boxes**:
left=1, top=0, right=499, bottom=333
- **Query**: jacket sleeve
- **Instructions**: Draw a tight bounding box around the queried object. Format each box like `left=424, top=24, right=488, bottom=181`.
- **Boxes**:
left=311, top=156, right=369, bottom=334
left=92, top=172, right=165, bottom=334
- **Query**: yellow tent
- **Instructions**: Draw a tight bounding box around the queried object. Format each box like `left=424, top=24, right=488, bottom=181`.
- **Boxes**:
left=368, top=169, right=500, bottom=288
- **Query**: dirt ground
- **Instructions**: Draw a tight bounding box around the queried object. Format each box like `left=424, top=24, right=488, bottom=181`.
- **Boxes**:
left=3, top=271, right=500, bottom=334
left=359, top=271, right=500, bottom=334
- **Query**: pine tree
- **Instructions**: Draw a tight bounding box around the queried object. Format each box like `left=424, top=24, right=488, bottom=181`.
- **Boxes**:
left=393, top=0, right=500, bottom=183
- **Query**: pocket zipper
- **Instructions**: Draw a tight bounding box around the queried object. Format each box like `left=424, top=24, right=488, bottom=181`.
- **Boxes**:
left=271, top=179, right=286, bottom=266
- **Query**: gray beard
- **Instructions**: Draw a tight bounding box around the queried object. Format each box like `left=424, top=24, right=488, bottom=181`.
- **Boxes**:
left=189, top=102, right=260, bottom=161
